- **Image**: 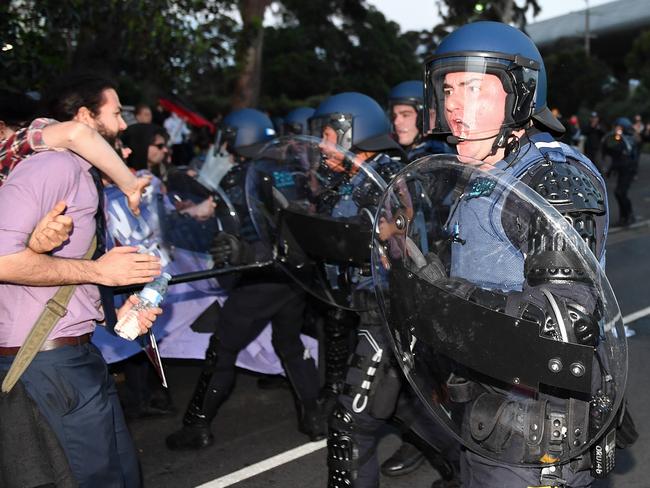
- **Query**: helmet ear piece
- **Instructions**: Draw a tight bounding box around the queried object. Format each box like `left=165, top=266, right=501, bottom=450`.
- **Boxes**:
left=340, top=127, right=352, bottom=150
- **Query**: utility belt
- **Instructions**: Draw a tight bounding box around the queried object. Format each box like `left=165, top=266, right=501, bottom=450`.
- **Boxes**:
left=447, top=376, right=620, bottom=485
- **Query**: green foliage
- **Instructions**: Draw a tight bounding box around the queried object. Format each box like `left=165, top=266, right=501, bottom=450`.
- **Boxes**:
left=1, top=0, right=634, bottom=122
left=1, top=0, right=238, bottom=100
left=260, top=1, right=421, bottom=113
left=435, top=0, right=540, bottom=30
left=544, top=48, right=613, bottom=116
left=626, top=30, right=650, bottom=92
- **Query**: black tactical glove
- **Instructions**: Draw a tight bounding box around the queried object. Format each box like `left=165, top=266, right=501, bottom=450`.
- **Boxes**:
left=210, top=232, right=253, bottom=267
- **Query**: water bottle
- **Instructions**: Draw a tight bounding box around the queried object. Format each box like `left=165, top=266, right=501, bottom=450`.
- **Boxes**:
left=114, top=272, right=172, bottom=340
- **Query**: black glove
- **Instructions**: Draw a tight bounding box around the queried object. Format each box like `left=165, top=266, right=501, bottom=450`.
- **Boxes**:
left=210, top=232, right=252, bottom=267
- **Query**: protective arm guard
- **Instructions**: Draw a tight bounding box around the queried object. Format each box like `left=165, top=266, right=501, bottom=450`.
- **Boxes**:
left=509, top=160, right=607, bottom=347
left=521, top=159, right=606, bottom=281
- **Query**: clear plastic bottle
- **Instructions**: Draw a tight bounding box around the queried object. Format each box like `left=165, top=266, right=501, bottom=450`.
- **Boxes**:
left=114, top=272, right=172, bottom=340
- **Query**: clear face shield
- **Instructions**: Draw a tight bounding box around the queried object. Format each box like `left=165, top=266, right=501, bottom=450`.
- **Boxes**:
left=423, top=55, right=539, bottom=140
left=246, top=135, right=389, bottom=310
left=310, top=113, right=354, bottom=151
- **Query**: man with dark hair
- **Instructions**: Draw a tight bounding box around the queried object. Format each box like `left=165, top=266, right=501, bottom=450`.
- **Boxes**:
left=0, top=73, right=162, bottom=487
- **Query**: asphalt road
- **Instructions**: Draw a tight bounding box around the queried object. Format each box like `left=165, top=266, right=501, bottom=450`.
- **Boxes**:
left=128, top=156, right=650, bottom=488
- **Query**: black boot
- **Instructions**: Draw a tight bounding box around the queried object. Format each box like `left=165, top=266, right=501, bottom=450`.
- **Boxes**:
left=382, top=427, right=457, bottom=480
left=282, top=353, right=328, bottom=441
left=299, top=399, right=328, bottom=441
left=166, top=336, right=231, bottom=451
left=381, top=441, right=425, bottom=476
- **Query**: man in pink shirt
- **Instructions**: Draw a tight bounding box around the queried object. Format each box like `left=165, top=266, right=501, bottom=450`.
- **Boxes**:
left=0, top=74, right=160, bottom=487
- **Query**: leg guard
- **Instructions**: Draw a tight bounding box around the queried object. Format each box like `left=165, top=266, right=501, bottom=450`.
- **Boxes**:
left=328, top=404, right=360, bottom=488
left=183, top=334, right=232, bottom=427
left=282, top=352, right=327, bottom=441
left=323, top=308, right=358, bottom=396
left=167, top=335, right=234, bottom=451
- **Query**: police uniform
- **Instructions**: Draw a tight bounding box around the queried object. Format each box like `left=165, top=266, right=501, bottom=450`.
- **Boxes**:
left=166, top=110, right=325, bottom=451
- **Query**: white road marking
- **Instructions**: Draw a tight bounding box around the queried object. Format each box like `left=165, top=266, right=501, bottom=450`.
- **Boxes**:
left=195, top=439, right=327, bottom=487
left=623, top=305, right=650, bottom=325
left=197, top=306, right=650, bottom=487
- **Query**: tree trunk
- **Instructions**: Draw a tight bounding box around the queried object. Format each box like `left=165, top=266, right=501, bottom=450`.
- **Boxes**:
left=230, top=0, right=270, bottom=109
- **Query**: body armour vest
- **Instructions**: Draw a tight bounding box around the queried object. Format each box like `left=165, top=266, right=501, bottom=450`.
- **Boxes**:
left=449, top=132, right=608, bottom=291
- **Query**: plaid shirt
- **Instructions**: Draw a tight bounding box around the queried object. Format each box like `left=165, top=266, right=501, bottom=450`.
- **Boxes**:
left=0, top=118, right=56, bottom=187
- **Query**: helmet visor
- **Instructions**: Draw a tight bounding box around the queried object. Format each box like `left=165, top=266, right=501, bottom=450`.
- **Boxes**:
left=424, top=55, right=539, bottom=139
left=309, top=113, right=353, bottom=151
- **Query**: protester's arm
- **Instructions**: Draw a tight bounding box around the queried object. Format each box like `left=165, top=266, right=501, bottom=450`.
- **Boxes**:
left=0, top=245, right=161, bottom=286
left=40, top=121, right=151, bottom=215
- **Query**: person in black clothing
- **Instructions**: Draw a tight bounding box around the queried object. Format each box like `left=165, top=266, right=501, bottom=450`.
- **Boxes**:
left=602, top=117, right=637, bottom=226
left=165, top=108, right=327, bottom=451
left=582, top=112, right=606, bottom=173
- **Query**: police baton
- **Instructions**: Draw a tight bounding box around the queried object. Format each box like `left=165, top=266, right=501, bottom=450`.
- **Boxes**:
left=112, top=259, right=274, bottom=295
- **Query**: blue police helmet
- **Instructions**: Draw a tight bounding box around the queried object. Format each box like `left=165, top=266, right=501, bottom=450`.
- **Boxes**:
left=614, top=117, right=633, bottom=133
left=221, top=108, right=276, bottom=158
left=425, top=21, right=565, bottom=135
left=284, top=107, right=315, bottom=135
left=388, top=80, right=424, bottom=110
left=311, top=92, right=401, bottom=152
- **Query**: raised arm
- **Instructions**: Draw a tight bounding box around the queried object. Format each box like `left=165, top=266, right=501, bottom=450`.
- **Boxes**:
left=41, top=121, right=151, bottom=215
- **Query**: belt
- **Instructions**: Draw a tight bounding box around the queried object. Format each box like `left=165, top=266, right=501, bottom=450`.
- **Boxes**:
left=0, top=333, right=92, bottom=356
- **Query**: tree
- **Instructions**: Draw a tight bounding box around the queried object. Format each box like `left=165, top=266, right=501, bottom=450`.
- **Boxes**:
left=231, top=0, right=272, bottom=108
left=435, top=0, right=540, bottom=31
left=1, top=0, right=238, bottom=99
left=260, top=0, right=421, bottom=112
left=626, top=30, right=650, bottom=93
left=544, top=48, right=612, bottom=116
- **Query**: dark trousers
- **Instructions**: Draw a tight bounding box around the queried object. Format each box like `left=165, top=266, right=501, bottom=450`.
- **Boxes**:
left=0, top=343, right=140, bottom=488
left=461, top=449, right=593, bottom=487
left=336, top=322, right=458, bottom=488
left=211, top=283, right=319, bottom=403
left=614, top=166, right=635, bottom=222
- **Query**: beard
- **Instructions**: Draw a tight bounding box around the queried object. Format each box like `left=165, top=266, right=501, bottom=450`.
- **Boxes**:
left=94, top=118, right=119, bottom=146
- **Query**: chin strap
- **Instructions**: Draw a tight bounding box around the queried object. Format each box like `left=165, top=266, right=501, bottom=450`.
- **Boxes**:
left=488, top=126, right=523, bottom=158
left=488, top=127, right=511, bottom=157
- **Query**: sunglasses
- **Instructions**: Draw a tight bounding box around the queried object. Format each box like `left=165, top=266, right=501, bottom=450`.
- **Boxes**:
left=150, top=143, right=167, bottom=150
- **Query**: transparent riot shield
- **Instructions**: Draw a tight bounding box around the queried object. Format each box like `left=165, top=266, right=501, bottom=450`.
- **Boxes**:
left=246, top=135, right=391, bottom=310
left=371, top=154, right=626, bottom=466
left=164, top=165, right=240, bottom=252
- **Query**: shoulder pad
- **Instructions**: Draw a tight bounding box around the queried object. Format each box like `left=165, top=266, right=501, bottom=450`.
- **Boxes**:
left=372, top=153, right=404, bottom=183
left=525, top=160, right=605, bottom=215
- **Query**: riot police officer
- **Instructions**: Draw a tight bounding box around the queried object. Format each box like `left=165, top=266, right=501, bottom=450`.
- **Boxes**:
left=299, top=92, right=457, bottom=488
left=388, top=80, right=454, bottom=162
left=166, top=108, right=327, bottom=451
left=284, top=106, right=315, bottom=136
left=373, top=21, right=633, bottom=488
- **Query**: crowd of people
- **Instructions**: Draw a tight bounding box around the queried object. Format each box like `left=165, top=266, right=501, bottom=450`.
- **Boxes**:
left=556, top=110, right=648, bottom=226
left=0, top=20, right=638, bottom=488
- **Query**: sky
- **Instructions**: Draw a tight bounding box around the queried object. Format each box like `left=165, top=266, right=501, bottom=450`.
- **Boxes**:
left=367, top=0, right=614, bottom=32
